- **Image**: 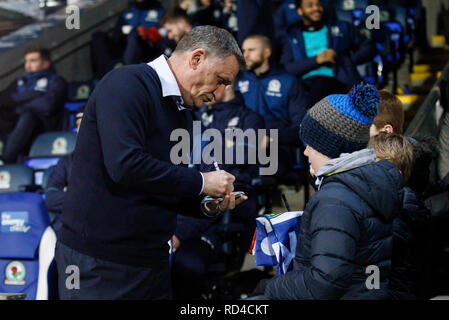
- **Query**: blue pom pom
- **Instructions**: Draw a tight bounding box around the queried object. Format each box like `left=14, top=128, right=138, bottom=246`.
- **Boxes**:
left=349, top=83, right=380, bottom=118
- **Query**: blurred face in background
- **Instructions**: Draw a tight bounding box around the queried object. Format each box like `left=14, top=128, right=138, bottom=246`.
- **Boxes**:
left=199, top=0, right=211, bottom=6
left=297, top=0, right=324, bottom=25
left=24, top=52, right=50, bottom=73
left=163, top=19, right=192, bottom=43
left=242, top=38, right=270, bottom=72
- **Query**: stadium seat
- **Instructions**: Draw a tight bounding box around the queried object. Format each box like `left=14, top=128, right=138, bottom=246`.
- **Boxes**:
left=23, top=131, right=77, bottom=186
left=63, top=80, right=93, bottom=131
left=0, top=192, right=57, bottom=300
left=0, top=164, right=34, bottom=193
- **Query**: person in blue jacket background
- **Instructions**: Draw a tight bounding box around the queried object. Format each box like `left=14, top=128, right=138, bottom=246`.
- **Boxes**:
left=281, top=0, right=376, bottom=105
left=236, top=34, right=309, bottom=178
left=0, top=45, right=67, bottom=164
left=90, top=0, right=167, bottom=79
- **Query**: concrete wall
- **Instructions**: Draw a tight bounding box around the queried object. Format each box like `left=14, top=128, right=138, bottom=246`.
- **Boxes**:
left=0, top=0, right=129, bottom=91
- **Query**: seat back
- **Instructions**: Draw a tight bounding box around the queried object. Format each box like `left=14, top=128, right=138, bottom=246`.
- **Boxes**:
left=0, top=192, right=57, bottom=300
left=0, top=165, right=34, bottom=193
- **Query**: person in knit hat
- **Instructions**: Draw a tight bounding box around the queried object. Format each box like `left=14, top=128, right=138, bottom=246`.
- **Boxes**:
left=252, top=83, right=405, bottom=300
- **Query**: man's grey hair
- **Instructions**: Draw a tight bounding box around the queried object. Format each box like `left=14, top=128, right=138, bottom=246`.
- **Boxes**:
left=174, top=25, right=246, bottom=70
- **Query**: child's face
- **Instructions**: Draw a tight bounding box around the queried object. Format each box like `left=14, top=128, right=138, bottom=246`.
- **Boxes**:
left=304, top=145, right=331, bottom=174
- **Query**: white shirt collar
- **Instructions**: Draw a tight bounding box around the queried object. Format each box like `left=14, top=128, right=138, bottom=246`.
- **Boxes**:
left=147, top=55, right=186, bottom=110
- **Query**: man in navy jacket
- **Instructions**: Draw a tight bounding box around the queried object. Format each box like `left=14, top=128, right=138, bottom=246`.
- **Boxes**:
left=237, top=34, right=309, bottom=177
left=281, top=0, right=376, bottom=105
left=55, top=26, right=247, bottom=300
left=0, top=45, right=67, bottom=164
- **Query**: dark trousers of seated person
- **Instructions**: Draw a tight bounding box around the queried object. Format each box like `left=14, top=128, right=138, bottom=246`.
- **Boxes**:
left=55, top=241, right=172, bottom=300
left=303, top=75, right=349, bottom=106
left=0, top=109, right=42, bottom=163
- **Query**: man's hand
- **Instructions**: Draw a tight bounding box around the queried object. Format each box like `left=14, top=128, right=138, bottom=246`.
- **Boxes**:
left=202, top=170, right=235, bottom=198
left=316, top=49, right=337, bottom=64
left=204, top=191, right=248, bottom=215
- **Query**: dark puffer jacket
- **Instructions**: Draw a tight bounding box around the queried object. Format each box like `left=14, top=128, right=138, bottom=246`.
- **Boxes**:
left=265, top=159, right=404, bottom=299
left=388, top=186, right=431, bottom=300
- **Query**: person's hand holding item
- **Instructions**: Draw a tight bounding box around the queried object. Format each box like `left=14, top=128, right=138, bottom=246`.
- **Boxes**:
left=204, top=191, right=248, bottom=215
left=202, top=170, right=235, bottom=197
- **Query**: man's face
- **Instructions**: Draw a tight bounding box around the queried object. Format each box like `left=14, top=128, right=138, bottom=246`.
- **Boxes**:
left=184, top=52, right=239, bottom=108
left=164, top=20, right=189, bottom=43
left=298, top=0, right=324, bottom=24
left=24, top=52, right=50, bottom=73
left=242, top=38, right=268, bottom=71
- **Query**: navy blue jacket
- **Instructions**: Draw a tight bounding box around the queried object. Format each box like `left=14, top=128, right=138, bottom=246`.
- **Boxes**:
left=236, top=69, right=309, bottom=147
left=0, top=66, right=67, bottom=130
left=265, top=160, right=403, bottom=299
left=194, top=93, right=265, bottom=188
left=281, top=20, right=376, bottom=87
left=58, top=64, right=205, bottom=267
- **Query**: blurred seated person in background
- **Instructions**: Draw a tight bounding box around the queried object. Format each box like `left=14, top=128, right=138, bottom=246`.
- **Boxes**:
left=370, top=90, right=404, bottom=136
left=90, top=0, right=167, bottom=79
left=175, top=0, right=225, bottom=27
left=44, top=105, right=85, bottom=233
left=171, top=80, right=265, bottom=299
left=237, top=34, right=309, bottom=178
left=160, top=9, right=193, bottom=44
left=281, top=0, right=376, bottom=105
left=0, top=45, right=67, bottom=164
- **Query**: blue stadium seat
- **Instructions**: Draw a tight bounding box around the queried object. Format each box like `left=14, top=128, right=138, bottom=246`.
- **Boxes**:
left=0, top=165, right=34, bottom=193
left=23, top=131, right=77, bottom=186
left=0, top=192, right=57, bottom=300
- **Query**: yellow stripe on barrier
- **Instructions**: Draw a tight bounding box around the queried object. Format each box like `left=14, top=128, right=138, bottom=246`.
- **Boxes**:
left=432, top=35, right=446, bottom=48
left=396, top=94, right=425, bottom=111
left=413, top=65, right=431, bottom=73
left=408, top=72, right=434, bottom=81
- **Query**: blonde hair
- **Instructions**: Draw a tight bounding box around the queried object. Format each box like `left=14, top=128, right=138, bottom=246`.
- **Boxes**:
left=368, top=132, right=414, bottom=181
